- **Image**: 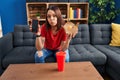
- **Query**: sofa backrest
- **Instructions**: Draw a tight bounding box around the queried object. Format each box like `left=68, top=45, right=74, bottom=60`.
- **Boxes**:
left=70, top=24, right=90, bottom=45
left=90, top=24, right=112, bottom=45
left=13, top=25, right=36, bottom=47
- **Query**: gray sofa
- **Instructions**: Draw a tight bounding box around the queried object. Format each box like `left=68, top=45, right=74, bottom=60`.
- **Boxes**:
left=0, top=24, right=120, bottom=80
left=90, top=24, right=120, bottom=80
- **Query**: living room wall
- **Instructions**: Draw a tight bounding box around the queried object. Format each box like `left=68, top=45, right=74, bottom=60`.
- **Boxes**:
left=0, top=0, right=120, bottom=35
left=0, top=0, right=27, bottom=35
left=114, top=0, right=120, bottom=24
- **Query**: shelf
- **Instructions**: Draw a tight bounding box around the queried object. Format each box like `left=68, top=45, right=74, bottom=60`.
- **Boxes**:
left=69, top=18, right=88, bottom=20
left=26, top=2, right=89, bottom=25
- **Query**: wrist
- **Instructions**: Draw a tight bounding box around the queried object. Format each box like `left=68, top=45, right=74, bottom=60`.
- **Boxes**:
left=66, top=39, right=71, bottom=44
left=36, top=35, right=41, bottom=37
left=67, top=38, right=71, bottom=41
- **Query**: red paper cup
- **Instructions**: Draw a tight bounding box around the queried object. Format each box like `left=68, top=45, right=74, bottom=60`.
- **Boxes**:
left=56, top=51, right=66, bottom=72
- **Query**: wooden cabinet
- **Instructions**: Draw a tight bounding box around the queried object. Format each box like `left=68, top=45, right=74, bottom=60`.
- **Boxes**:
left=26, top=2, right=89, bottom=25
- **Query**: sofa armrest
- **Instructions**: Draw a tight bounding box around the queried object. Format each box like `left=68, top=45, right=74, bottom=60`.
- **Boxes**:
left=0, top=51, right=3, bottom=75
left=0, top=32, right=13, bottom=75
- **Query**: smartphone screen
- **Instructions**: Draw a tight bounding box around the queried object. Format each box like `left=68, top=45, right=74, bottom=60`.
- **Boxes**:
left=32, top=19, right=38, bottom=33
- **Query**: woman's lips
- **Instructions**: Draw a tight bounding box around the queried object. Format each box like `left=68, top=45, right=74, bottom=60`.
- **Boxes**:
left=50, top=22, right=54, bottom=24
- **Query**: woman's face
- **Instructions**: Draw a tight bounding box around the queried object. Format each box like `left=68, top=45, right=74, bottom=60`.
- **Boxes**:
left=47, top=10, right=57, bottom=27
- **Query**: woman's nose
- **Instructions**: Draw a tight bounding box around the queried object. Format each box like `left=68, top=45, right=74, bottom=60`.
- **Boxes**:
left=50, top=16, right=54, bottom=20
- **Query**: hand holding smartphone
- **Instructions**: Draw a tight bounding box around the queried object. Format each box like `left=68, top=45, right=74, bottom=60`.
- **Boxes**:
left=31, top=19, right=39, bottom=33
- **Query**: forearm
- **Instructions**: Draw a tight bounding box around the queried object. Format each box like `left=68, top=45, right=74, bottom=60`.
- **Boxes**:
left=60, top=39, right=71, bottom=51
left=35, top=37, right=44, bottom=50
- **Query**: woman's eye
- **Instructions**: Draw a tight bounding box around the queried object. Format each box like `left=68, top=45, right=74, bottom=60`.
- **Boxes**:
left=47, top=15, right=51, bottom=18
left=47, top=15, right=57, bottom=18
left=53, top=15, right=57, bottom=17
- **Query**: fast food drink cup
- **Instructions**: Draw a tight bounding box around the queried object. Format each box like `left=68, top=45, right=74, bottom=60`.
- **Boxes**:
left=56, top=51, right=66, bottom=72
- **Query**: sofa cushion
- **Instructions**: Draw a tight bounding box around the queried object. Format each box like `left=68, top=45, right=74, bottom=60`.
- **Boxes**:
left=94, top=45, right=120, bottom=75
left=13, top=25, right=36, bottom=47
left=90, top=24, right=111, bottom=45
left=69, top=44, right=107, bottom=65
left=70, top=24, right=90, bottom=45
left=109, top=23, right=120, bottom=46
left=2, top=47, right=36, bottom=69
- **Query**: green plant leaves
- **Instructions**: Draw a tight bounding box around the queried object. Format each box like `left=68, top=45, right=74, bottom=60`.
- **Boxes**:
left=89, top=0, right=120, bottom=23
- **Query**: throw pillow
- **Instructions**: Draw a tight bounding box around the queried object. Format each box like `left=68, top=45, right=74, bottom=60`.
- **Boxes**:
left=109, top=23, right=120, bottom=46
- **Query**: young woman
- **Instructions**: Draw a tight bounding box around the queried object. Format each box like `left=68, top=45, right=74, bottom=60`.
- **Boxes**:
left=35, top=6, right=72, bottom=63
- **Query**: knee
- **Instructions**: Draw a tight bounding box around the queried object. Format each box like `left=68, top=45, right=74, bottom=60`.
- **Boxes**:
left=36, top=51, right=43, bottom=57
left=35, top=51, right=45, bottom=63
left=65, top=50, right=70, bottom=62
left=65, top=55, right=69, bottom=62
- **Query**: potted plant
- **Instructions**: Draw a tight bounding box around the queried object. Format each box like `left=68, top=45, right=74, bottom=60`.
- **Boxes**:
left=89, top=0, right=120, bottom=24
left=36, top=12, right=40, bottom=19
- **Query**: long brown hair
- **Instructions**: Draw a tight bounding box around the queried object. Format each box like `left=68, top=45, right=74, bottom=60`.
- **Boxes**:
left=45, top=6, right=65, bottom=31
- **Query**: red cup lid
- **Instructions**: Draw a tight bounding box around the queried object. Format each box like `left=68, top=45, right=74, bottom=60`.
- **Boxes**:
left=56, top=51, right=65, bottom=56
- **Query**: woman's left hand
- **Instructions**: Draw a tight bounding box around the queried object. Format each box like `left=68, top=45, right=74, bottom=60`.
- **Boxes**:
left=72, top=30, right=78, bottom=38
left=66, top=33, right=72, bottom=40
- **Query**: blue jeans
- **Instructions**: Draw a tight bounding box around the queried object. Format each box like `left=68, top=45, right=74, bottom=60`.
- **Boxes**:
left=34, top=49, right=69, bottom=63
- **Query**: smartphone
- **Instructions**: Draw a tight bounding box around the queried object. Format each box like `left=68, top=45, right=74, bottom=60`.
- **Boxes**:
left=32, top=19, right=38, bottom=33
